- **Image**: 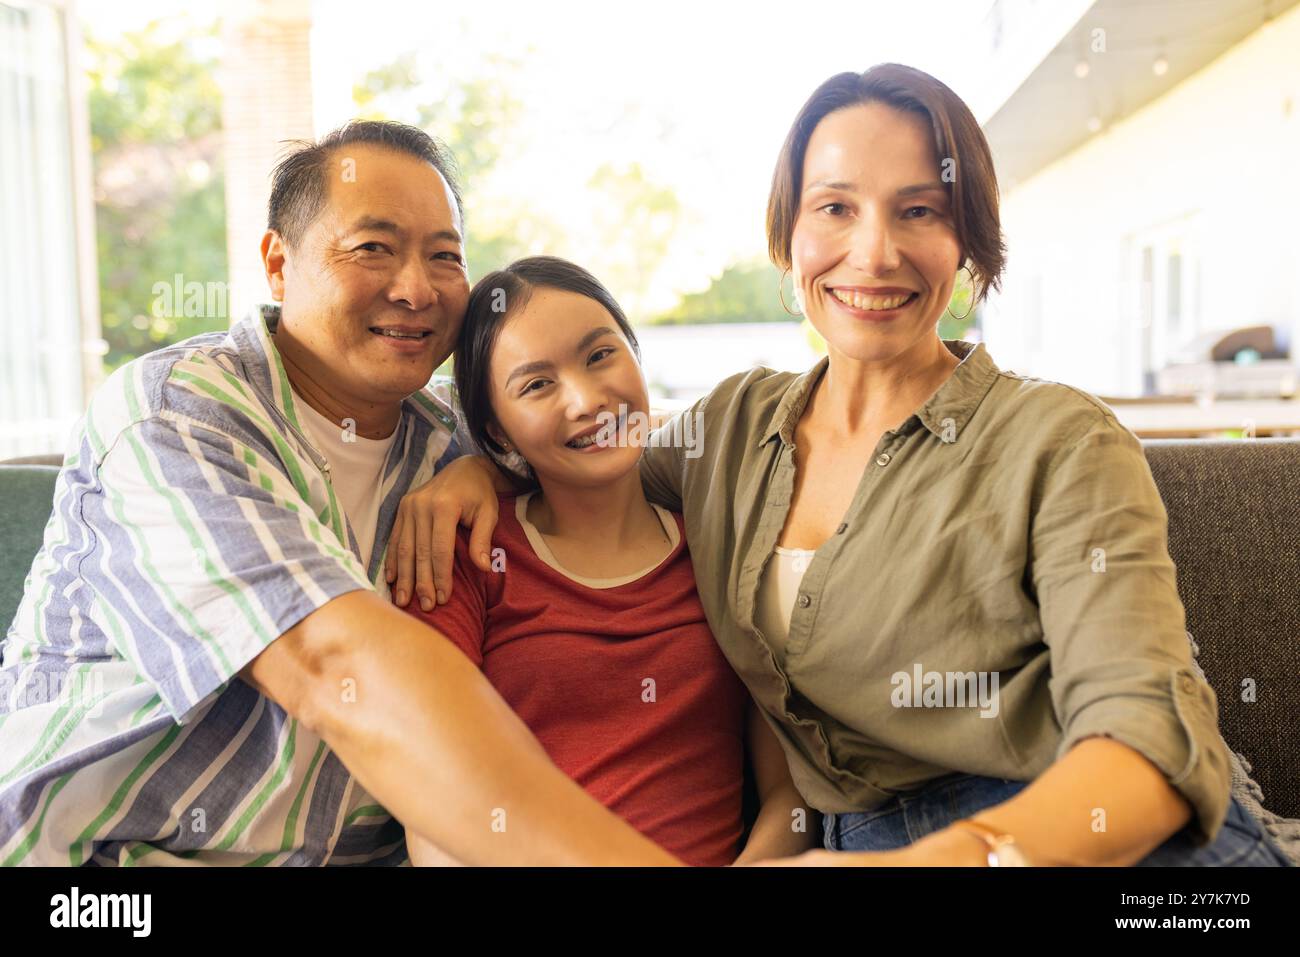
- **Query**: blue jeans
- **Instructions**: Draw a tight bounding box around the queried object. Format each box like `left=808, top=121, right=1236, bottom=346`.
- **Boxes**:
left=823, top=773, right=1293, bottom=866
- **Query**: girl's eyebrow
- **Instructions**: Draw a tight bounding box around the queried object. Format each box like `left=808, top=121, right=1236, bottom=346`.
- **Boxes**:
left=574, top=326, right=617, bottom=353
left=504, top=327, right=618, bottom=387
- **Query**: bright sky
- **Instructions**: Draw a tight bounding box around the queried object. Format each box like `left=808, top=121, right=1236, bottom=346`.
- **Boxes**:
left=79, top=0, right=997, bottom=315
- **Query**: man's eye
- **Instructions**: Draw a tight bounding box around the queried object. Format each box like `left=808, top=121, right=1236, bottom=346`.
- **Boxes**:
left=589, top=347, right=615, bottom=364
left=433, top=251, right=463, bottom=263
left=356, top=242, right=388, bottom=253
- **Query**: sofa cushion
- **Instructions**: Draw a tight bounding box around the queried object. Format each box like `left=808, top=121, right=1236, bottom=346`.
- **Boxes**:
left=1142, top=439, right=1300, bottom=819
left=0, top=465, right=59, bottom=635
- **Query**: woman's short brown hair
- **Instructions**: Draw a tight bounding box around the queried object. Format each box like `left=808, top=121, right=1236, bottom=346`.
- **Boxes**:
left=766, top=63, right=1006, bottom=304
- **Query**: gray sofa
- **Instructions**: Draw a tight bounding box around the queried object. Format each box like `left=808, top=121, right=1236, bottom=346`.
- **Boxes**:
left=1141, top=440, right=1299, bottom=827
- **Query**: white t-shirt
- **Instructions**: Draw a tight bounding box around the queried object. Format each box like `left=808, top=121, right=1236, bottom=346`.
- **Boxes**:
left=292, top=393, right=399, bottom=570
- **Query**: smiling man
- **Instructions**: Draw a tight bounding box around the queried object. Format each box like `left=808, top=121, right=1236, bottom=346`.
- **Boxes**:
left=0, top=121, right=677, bottom=867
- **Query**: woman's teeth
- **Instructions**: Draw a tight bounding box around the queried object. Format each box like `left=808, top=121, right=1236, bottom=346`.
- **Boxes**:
left=831, top=289, right=915, bottom=311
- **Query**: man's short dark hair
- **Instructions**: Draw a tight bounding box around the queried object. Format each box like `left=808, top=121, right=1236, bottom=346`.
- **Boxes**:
left=267, top=120, right=464, bottom=248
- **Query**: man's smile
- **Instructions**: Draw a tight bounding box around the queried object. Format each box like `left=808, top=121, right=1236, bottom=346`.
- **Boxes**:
left=368, top=324, right=433, bottom=340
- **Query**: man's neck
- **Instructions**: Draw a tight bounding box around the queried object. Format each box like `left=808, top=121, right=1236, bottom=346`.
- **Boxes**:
left=274, top=332, right=401, bottom=440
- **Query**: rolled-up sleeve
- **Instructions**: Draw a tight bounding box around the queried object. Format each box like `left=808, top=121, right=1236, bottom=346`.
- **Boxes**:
left=1030, top=416, right=1231, bottom=845
left=87, top=416, right=374, bottom=724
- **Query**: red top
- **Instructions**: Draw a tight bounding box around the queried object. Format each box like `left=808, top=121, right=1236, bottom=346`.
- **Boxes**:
left=403, top=492, right=748, bottom=866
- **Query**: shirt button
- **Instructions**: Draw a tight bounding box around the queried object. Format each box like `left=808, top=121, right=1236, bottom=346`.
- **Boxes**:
left=1179, top=674, right=1196, bottom=693
left=876, top=452, right=892, bottom=467
left=836, top=523, right=847, bottom=535
left=797, top=594, right=811, bottom=608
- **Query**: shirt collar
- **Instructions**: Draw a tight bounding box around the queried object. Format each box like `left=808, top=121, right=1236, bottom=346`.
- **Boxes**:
left=759, top=340, right=1000, bottom=448
left=232, top=303, right=458, bottom=437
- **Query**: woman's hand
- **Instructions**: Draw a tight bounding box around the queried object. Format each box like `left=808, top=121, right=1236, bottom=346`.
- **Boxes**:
left=385, top=454, right=505, bottom=610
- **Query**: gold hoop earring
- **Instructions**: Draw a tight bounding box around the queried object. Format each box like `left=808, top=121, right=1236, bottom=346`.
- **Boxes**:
left=947, top=265, right=977, bottom=322
left=778, top=268, right=800, bottom=317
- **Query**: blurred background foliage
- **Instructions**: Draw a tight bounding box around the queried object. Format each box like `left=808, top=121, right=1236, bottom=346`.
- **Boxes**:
left=88, top=20, right=228, bottom=371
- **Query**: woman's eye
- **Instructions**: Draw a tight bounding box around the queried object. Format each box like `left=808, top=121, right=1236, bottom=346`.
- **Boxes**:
left=819, top=202, right=848, bottom=216
left=521, top=379, right=549, bottom=395
left=904, top=206, right=933, bottom=219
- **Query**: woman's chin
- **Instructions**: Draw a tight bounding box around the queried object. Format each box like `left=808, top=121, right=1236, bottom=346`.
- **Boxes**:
left=817, top=319, right=938, bottom=366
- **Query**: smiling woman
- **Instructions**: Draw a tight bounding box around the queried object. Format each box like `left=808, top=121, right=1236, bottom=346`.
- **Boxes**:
left=766, top=64, right=1005, bottom=311
left=454, top=256, right=645, bottom=489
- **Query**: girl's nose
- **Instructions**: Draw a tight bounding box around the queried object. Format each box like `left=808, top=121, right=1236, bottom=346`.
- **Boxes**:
left=565, top=376, right=610, bottom=418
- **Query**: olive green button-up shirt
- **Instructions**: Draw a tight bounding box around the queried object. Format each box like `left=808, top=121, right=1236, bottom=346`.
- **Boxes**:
left=640, top=340, right=1231, bottom=844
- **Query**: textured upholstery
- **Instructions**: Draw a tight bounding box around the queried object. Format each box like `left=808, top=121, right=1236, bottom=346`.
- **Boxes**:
left=0, top=465, right=59, bottom=637
left=1143, top=439, right=1299, bottom=819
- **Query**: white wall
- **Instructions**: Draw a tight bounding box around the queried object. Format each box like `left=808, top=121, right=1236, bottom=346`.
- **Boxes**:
left=983, top=3, right=1300, bottom=396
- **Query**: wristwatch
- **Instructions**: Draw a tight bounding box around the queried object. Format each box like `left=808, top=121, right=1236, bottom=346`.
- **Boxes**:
left=951, top=818, right=1030, bottom=867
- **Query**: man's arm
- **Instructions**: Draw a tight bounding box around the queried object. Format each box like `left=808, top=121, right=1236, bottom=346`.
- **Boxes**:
left=242, top=589, right=681, bottom=867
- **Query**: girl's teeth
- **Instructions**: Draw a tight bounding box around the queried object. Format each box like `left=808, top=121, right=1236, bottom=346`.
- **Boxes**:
left=568, top=425, right=614, bottom=448
left=832, top=290, right=913, bottom=311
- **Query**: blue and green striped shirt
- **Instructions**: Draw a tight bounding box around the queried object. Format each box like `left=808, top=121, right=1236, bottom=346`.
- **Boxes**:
left=0, top=307, right=463, bottom=866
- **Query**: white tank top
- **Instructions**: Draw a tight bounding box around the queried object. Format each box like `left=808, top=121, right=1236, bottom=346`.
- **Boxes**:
left=754, top=545, right=815, bottom=667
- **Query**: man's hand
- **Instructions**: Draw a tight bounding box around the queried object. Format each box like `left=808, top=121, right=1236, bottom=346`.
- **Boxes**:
left=384, top=455, right=508, bottom=610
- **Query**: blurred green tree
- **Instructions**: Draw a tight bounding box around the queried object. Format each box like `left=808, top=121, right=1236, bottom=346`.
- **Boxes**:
left=648, top=260, right=789, bottom=325
left=586, top=162, right=682, bottom=320
left=87, top=20, right=228, bottom=371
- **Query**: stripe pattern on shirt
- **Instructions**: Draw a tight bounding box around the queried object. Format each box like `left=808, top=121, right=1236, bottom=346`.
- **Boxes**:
left=0, top=307, right=460, bottom=866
